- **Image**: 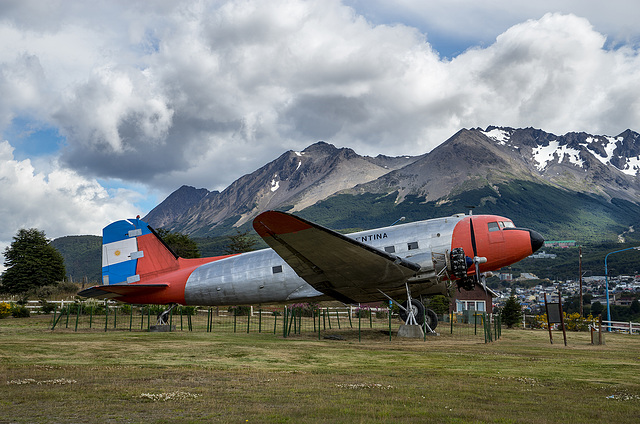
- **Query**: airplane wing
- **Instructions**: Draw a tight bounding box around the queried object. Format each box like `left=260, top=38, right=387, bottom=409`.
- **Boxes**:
left=77, top=283, right=169, bottom=300
left=253, top=211, right=421, bottom=304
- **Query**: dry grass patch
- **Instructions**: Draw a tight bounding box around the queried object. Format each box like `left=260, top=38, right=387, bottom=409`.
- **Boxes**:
left=1, top=316, right=639, bottom=423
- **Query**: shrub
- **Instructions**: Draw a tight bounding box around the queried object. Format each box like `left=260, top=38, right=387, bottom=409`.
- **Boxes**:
left=140, top=305, right=166, bottom=316
left=176, top=305, right=197, bottom=316
left=11, top=305, right=30, bottom=318
left=56, top=281, right=80, bottom=295
left=229, top=305, right=251, bottom=316
left=428, top=295, right=451, bottom=315
left=66, top=302, right=84, bottom=315
left=34, top=285, right=55, bottom=299
left=290, top=303, right=317, bottom=317
left=38, top=299, right=57, bottom=314
left=527, top=314, right=547, bottom=329
left=83, top=303, right=105, bottom=315
left=375, top=308, right=389, bottom=319
left=0, top=302, right=11, bottom=318
left=355, top=306, right=371, bottom=318
left=564, top=313, right=594, bottom=332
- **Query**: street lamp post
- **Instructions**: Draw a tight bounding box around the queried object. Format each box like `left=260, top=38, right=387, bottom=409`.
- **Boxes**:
left=604, top=246, right=640, bottom=330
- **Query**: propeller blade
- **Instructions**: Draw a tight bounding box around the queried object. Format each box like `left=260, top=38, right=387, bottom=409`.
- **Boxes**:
left=469, top=218, right=478, bottom=257
left=470, top=217, right=482, bottom=287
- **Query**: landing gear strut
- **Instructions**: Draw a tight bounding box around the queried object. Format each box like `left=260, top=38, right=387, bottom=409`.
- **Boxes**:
left=380, top=283, right=438, bottom=333
left=399, top=299, right=425, bottom=325
left=156, top=304, right=178, bottom=325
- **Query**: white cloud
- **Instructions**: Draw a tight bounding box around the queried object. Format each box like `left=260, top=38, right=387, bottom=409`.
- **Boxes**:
left=0, top=140, right=139, bottom=245
left=345, top=1, right=640, bottom=55
left=447, top=13, right=640, bottom=135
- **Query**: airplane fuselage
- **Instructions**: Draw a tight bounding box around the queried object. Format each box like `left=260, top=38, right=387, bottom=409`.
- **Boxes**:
left=87, top=212, right=543, bottom=306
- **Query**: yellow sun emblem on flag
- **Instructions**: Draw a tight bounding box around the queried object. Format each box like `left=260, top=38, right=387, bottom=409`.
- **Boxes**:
left=114, top=250, right=121, bottom=257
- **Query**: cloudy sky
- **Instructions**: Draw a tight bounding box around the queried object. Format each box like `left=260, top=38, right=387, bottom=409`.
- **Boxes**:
left=1, top=0, right=640, bottom=253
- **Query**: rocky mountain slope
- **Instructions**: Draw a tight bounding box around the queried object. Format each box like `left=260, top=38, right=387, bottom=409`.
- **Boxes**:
left=145, top=141, right=419, bottom=236
left=144, top=127, right=640, bottom=243
left=341, top=127, right=640, bottom=205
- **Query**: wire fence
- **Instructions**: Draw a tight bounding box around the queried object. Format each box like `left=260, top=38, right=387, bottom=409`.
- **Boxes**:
left=41, top=301, right=502, bottom=343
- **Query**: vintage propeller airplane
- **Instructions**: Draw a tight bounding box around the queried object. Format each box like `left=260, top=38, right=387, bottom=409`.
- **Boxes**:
left=78, top=211, right=544, bottom=331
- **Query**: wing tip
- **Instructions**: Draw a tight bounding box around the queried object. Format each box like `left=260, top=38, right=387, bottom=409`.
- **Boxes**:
left=253, top=211, right=312, bottom=237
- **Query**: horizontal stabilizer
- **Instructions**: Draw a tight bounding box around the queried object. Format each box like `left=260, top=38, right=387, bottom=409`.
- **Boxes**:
left=77, top=284, right=169, bottom=300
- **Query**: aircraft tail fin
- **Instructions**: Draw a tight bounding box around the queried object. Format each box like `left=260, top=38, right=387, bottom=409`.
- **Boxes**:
left=101, top=218, right=179, bottom=285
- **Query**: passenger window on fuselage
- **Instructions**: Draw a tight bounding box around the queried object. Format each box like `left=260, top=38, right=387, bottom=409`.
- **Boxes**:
left=407, top=241, right=419, bottom=250
left=384, top=246, right=395, bottom=253
left=488, top=222, right=500, bottom=232
left=272, top=265, right=283, bottom=274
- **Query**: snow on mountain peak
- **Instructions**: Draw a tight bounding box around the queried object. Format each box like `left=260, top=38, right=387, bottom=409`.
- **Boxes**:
left=532, top=141, right=583, bottom=171
left=482, top=128, right=511, bottom=145
left=583, top=135, right=639, bottom=175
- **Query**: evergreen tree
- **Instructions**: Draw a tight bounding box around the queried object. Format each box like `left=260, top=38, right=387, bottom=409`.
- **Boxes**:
left=155, top=229, right=201, bottom=259
left=1, top=228, right=66, bottom=294
left=590, top=301, right=604, bottom=317
left=501, top=295, right=523, bottom=328
left=224, top=229, right=258, bottom=254
left=428, top=295, right=451, bottom=315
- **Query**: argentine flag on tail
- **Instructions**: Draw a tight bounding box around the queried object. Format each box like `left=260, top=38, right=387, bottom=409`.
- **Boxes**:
left=101, top=218, right=151, bottom=285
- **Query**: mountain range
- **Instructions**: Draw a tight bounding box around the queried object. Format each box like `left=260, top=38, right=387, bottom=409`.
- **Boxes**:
left=144, top=126, right=640, bottom=245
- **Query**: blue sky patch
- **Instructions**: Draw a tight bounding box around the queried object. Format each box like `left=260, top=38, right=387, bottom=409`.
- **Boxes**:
left=3, top=117, right=66, bottom=160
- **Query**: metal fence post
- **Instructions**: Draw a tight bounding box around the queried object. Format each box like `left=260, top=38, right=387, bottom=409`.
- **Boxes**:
left=388, top=307, right=392, bottom=341
left=75, top=303, right=82, bottom=332
left=233, top=307, right=237, bottom=333
left=273, top=309, right=277, bottom=334
left=283, top=306, right=288, bottom=338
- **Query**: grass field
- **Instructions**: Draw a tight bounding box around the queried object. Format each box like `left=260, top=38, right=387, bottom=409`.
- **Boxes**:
left=1, top=316, right=639, bottom=423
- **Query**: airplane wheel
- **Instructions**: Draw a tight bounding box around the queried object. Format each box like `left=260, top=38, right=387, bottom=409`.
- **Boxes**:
left=399, top=299, right=425, bottom=325
left=425, top=308, right=438, bottom=330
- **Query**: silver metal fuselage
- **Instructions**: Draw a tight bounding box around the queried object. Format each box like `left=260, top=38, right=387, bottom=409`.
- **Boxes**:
left=183, top=215, right=464, bottom=306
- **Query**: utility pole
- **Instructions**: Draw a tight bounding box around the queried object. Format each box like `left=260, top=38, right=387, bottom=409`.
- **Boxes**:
left=579, top=246, right=583, bottom=317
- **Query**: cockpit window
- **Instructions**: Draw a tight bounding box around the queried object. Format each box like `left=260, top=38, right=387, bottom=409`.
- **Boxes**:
left=501, top=221, right=515, bottom=228
left=488, top=222, right=500, bottom=232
